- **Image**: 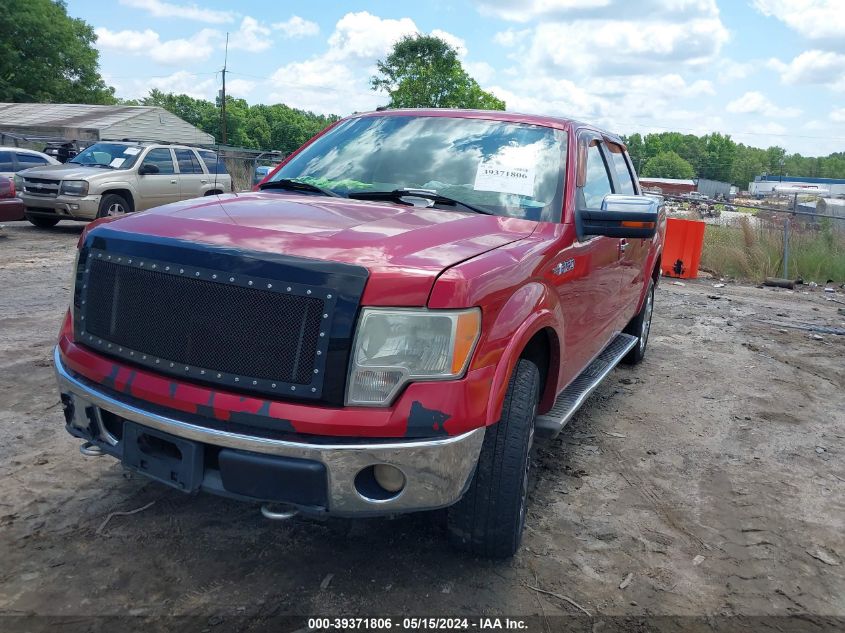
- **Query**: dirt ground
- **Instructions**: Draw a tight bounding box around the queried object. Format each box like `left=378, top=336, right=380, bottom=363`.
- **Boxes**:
left=0, top=221, right=843, bottom=631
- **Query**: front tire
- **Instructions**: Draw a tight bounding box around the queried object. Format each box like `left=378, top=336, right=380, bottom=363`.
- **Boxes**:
left=447, top=358, right=540, bottom=558
left=97, top=194, right=130, bottom=218
left=26, top=214, right=60, bottom=229
left=622, top=278, right=655, bottom=365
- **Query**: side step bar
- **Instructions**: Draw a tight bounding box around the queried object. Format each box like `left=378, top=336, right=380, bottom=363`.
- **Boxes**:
left=535, top=333, right=638, bottom=438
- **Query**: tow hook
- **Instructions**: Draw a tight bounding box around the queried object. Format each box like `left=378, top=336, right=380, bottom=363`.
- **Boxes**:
left=79, top=441, right=105, bottom=457
left=260, top=503, right=299, bottom=520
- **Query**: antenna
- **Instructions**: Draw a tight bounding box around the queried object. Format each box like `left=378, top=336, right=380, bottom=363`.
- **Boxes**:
left=221, top=32, right=228, bottom=145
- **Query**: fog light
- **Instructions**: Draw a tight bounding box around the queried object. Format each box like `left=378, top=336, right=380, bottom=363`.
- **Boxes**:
left=373, top=464, right=405, bottom=493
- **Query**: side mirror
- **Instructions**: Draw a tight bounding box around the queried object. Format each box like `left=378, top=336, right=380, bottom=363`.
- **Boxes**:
left=578, top=194, right=660, bottom=239
left=138, top=163, right=159, bottom=175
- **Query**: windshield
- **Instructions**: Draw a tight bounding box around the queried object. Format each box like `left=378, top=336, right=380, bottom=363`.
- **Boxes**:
left=269, top=115, right=567, bottom=221
left=69, top=143, right=142, bottom=170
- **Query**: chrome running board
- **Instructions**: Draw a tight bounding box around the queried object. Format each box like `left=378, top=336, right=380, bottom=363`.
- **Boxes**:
left=535, top=333, right=638, bottom=438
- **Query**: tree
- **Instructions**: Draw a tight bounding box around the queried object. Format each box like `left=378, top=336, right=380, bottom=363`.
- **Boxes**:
left=372, top=34, right=504, bottom=110
left=0, top=0, right=115, bottom=103
left=641, top=151, right=695, bottom=179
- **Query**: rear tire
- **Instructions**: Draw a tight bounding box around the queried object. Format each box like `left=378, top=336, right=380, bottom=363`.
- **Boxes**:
left=447, top=358, right=540, bottom=558
left=97, top=194, right=130, bottom=218
left=622, top=279, right=655, bottom=365
left=26, top=214, right=60, bottom=228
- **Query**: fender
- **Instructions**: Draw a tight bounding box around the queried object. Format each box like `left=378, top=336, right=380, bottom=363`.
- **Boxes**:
left=482, top=282, right=564, bottom=426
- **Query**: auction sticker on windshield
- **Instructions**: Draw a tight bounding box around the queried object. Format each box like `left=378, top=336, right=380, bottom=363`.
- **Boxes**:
left=109, top=158, right=125, bottom=168
left=474, top=160, right=535, bottom=197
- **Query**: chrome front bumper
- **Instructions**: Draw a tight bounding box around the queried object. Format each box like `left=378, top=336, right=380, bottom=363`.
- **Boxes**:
left=54, top=349, right=484, bottom=515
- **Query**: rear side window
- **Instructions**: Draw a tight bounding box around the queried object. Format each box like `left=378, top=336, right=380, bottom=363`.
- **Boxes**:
left=580, top=141, right=613, bottom=208
left=141, top=148, right=175, bottom=174
left=198, top=150, right=229, bottom=175
left=0, top=151, right=14, bottom=172
left=16, top=153, right=49, bottom=169
left=175, top=149, right=203, bottom=174
left=607, top=144, right=636, bottom=195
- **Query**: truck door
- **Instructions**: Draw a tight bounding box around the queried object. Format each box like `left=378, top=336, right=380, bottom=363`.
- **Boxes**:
left=553, top=133, right=624, bottom=381
left=136, top=148, right=180, bottom=209
left=174, top=148, right=208, bottom=200
left=606, top=141, right=650, bottom=323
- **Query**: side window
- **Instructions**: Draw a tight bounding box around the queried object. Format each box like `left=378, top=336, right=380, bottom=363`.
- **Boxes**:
left=580, top=141, right=613, bottom=208
left=141, top=148, right=175, bottom=174
left=199, top=150, right=229, bottom=175
left=0, top=151, right=14, bottom=172
left=16, top=153, right=49, bottom=169
left=607, top=144, right=636, bottom=195
left=175, top=149, right=203, bottom=174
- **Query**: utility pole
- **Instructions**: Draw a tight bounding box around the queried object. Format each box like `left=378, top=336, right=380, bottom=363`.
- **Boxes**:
left=221, top=32, right=228, bottom=145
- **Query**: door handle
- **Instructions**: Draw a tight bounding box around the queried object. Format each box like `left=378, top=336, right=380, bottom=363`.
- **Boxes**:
left=170, top=179, right=177, bottom=184
left=619, top=239, right=628, bottom=254
left=201, top=179, right=208, bottom=184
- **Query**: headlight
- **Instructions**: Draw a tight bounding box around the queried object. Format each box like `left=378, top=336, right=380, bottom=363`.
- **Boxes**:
left=60, top=180, right=88, bottom=196
left=346, top=308, right=481, bottom=406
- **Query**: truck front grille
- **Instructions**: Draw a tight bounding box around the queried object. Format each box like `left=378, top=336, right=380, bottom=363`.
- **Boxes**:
left=23, top=177, right=60, bottom=197
left=77, top=249, right=336, bottom=398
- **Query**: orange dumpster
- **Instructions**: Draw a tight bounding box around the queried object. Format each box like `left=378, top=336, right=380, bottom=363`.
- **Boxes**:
left=661, top=218, right=706, bottom=279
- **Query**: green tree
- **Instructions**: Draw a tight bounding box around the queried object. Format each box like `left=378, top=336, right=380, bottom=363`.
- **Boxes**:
left=372, top=34, right=504, bottom=110
left=0, top=0, right=115, bottom=103
left=641, top=151, right=695, bottom=179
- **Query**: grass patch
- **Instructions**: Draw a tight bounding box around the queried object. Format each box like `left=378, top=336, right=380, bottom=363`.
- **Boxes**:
left=700, top=217, right=845, bottom=282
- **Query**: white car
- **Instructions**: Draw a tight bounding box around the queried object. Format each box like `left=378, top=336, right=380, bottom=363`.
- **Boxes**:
left=0, top=147, right=60, bottom=180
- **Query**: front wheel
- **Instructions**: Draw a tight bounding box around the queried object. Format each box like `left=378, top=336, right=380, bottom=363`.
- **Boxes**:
left=622, top=278, right=655, bottom=365
left=26, top=214, right=60, bottom=229
left=97, top=194, right=130, bottom=218
left=447, top=358, right=540, bottom=558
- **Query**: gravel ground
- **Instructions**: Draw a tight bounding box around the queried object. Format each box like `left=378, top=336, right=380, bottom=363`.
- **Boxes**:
left=0, top=221, right=843, bottom=632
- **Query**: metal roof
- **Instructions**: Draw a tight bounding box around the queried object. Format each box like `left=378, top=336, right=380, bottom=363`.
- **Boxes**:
left=638, top=177, right=696, bottom=185
left=0, top=103, right=156, bottom=129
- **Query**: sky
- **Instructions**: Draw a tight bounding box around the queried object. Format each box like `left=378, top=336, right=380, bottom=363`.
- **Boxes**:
left=66, top=0, right=845, bottom=157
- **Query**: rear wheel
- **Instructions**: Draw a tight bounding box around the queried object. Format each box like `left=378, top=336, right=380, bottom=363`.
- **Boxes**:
left=622, top=279, right=654, bottom=365
left=447, top=358, right=540, bottom=558
left=97, top=194, right=130, bottom=218
left=26, top=214, right=60, bottom=229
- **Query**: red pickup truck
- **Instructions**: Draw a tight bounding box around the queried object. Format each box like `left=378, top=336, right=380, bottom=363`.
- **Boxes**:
left=55, top=109, right=663, bottom=557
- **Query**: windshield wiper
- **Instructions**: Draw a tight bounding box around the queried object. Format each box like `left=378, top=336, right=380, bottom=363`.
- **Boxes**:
left=347, top=188, right=493, bottom=215
left=259, top=178, right=343, bottom=198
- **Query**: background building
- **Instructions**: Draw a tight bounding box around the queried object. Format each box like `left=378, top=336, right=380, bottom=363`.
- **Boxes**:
left=0, top=103, right=214, bottom=146
left=749, top=174, right=845, bottom=198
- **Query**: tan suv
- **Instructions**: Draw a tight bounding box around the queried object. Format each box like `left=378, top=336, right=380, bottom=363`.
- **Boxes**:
left=19, top=141, right=233, bottom=228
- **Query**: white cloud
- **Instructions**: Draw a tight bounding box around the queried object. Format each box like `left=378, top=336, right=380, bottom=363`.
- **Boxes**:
left=151, top=28, right=219, bottom=64
left=464, top=61, right=496, bottom=84
left=725, top=91, right=802, bottom=118
left=116, top=70, right=217, bottom=100
left=268, top=12, right=422, bottom=115
left=831, top=108, right=845, bottom=123
left=94, top=27, right=159, bottom=52
left=477, top=0, right=720, bottom=22
left=493, top=29, right=530, bottom=47
left=96, top=26, right=219, bottom=65
left=431, top=29, right=467, bottom=57
left=226, top=78, right=257, bottom=96
left=521, top=18, right=728, bottom=75
left=119, top=0, right=235, bottom=24
left=717, top=59, right=756, bottom=83
left=228, top=16, right=273, bottom=53
left=752, top=0, right=845, bottom=41
left=325, top=11, right=417, bottom=61
left=273, top=15, right=320, bottom=38
left=768, top=50, right=845, bottom=89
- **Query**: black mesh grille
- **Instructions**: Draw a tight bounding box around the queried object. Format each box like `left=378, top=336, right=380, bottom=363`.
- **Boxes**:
left=83, top=258, right=326, bottom=386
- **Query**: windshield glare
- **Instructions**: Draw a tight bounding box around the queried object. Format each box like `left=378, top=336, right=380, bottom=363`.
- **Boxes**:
left=70, top=143, right=141, bottom=170
left=271, top=116, right=567, bottom=221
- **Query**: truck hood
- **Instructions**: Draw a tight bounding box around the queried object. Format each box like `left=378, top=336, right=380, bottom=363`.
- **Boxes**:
left=95, top=192, right=538, bottom=305
left=19, top=164, right=123, bottom=180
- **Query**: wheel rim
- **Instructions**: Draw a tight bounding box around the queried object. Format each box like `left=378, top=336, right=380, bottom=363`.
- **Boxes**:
left=640, top=288, right=654, bottom=353
left=107, top=202, right=126, bottom=216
